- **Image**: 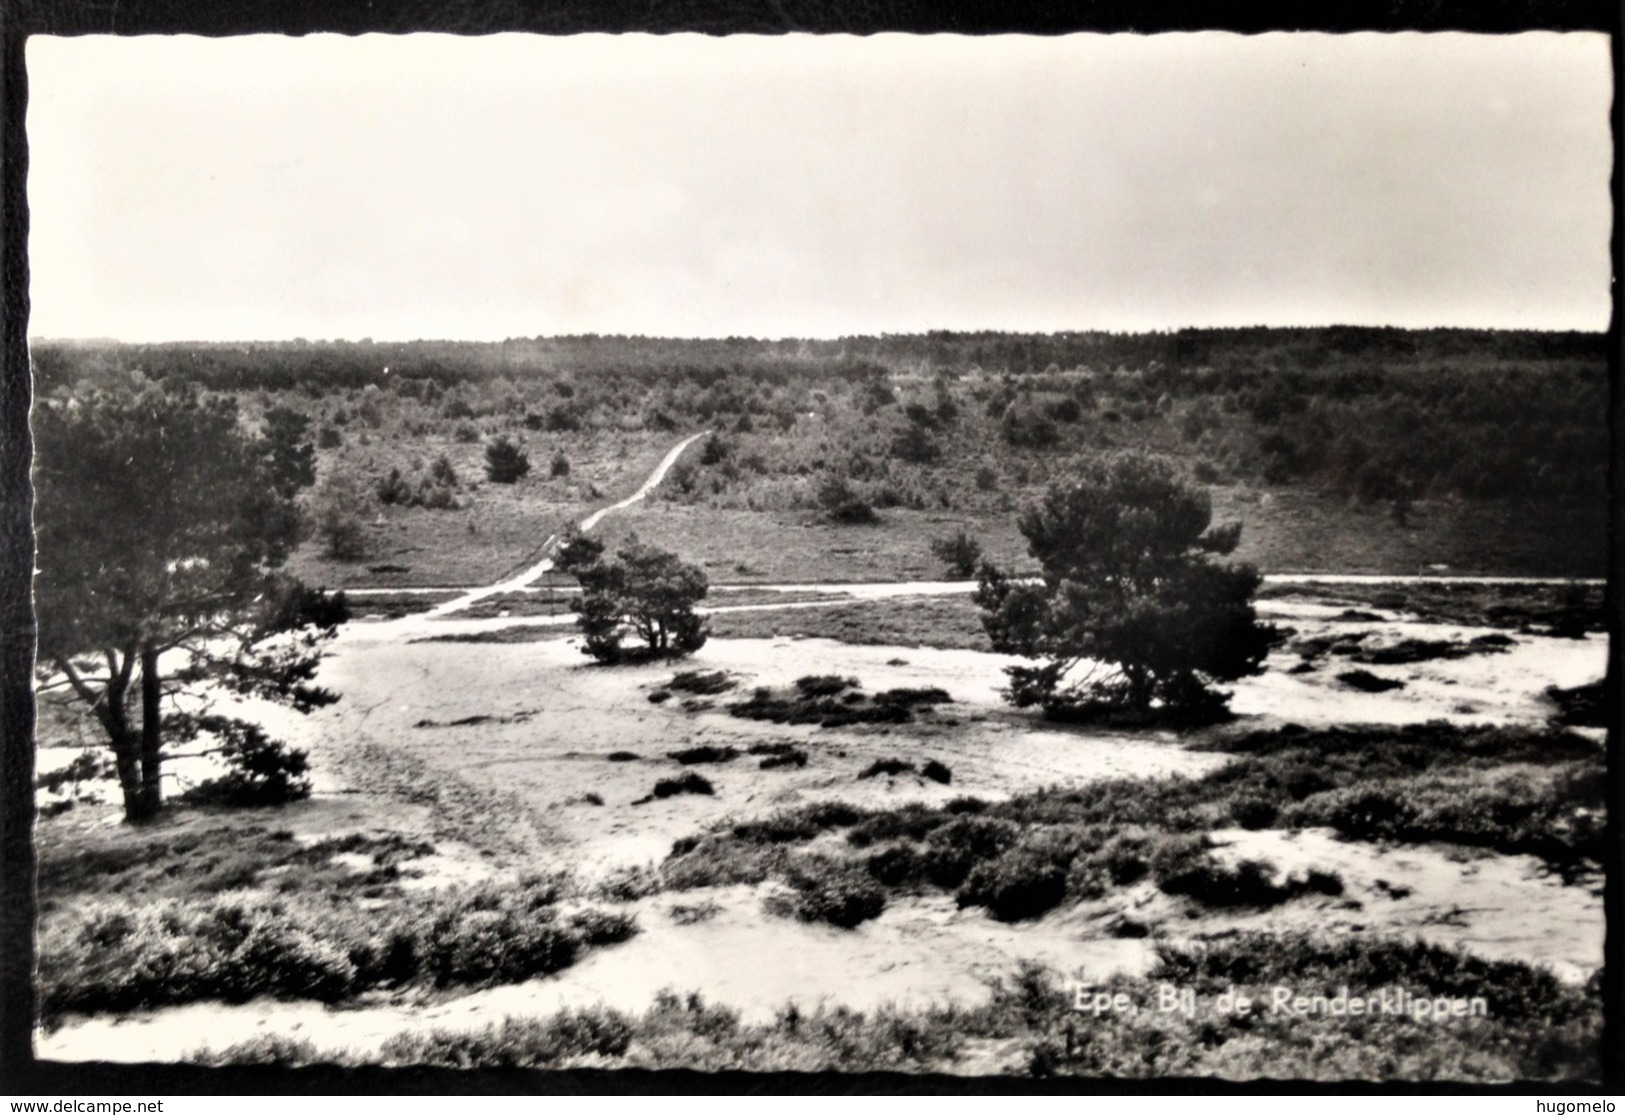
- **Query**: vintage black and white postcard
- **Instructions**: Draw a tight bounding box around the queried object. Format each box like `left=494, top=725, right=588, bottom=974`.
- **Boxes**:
left=15, top=27, right=1614, bottom=1089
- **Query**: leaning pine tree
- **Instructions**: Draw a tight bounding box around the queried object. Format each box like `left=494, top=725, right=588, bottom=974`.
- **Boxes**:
left=975, top=453, right=1276, bottom=722
left=33, top=382, right=345, bottom=822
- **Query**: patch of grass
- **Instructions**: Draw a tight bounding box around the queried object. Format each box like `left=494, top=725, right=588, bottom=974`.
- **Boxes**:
left=191, top=1035, right=328, bottom=1066
left=917, top=814, right=1024, bottom=888
left=874, top=687, right=953, bottom=707
left=668, top=670, right=737, bottom=696
left=708, top=594, right=993, bottom=652
left=654, top=723, right=1602, bottom=935
left=592, top=864, right=662, bottom=903
left=1283, top=766, right=1605, bottom=878
left=669, top=900, right=722, bottom=925
left=415, top=625, right=575, bottom=645
left=729, top=680, right=954, bottom=729
left=195, top=935, right=1602, bottom=1081
left=758, top=749, right=808, bottom=770
left=921, top=759, right=952, bottom=784
left=379, top=1009, right=635, bottom=1068
left=34, top=822, right=435, bottom=911
left=606, top=750, right=642, bottom=762
left=37, top=872, right=639, bottom=1021
left=845, top=803, right=948, bottom=848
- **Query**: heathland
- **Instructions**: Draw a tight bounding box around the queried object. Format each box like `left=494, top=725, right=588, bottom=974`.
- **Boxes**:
left=29, top=327, right=1610, bottom=1081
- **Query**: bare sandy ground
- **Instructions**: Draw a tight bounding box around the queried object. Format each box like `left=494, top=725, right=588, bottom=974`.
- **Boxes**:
left=36, top=592, right=1607, bottom=1064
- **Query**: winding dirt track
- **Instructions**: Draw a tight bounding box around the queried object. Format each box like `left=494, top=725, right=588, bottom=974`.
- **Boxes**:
left=418, top=430, right=710, bottom=620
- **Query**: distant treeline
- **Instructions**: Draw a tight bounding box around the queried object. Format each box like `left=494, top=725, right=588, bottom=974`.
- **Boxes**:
left=31, top=327, right=1609, bottom=506
left=30, top=326, right=1608, bottom=394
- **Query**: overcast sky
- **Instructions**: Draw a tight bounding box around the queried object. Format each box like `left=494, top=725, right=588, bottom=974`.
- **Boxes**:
left=25, top=32, right=1614, bottom=342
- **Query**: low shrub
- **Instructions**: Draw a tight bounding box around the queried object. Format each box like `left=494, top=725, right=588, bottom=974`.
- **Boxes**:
left=874, top=687, right=952, bottom=708
left=648, top=772, right=715, bottom=800
left=921, top=759, right=952, bottom=785
left=920, top=815, right=1022, bottom=888
left=864, top=843, right=925, bottom=887
left=379, top=1009, right=635, bottom=1068
left=956, top=830, right=1081, bottom=921
left=795, top=675, right=857, bottom=697
left=768, top=856, right=888, bottom=928
left=668, top=670, right=737, bottom=696
left=191, top=1035, right=326, bottom=1066
left=929, top=530, right=982, bottom=579
left=846, top=803, right=947, bottom=848
left=858, top=758, right=914, bottom=780
left=1546, top=680, right=1606, bottom=727
left=1229, top=794, right=1278, bottom=829
left=727, top=802, right=866, bottom=845
left=666, top=746, right=739, bottom=765
left=1337, top=669, right=1406, bottom=693
left=759, top=749, right=808, bottom=770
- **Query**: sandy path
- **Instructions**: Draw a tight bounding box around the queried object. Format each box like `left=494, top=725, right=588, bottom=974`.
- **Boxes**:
left=416, top=430, right=709, bottom=620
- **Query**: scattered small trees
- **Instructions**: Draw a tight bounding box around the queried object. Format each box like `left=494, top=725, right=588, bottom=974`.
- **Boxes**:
left=930, top=529, right=983, bottom=579
left=312, top=470, right=371, bottom=560
left=485, top=436, right=530, bottom=483
left=816, top=474, right=877, bottom=524
left=573, top=537, right=709, bottom=664
left=976, top=453, right=1275, bottom=721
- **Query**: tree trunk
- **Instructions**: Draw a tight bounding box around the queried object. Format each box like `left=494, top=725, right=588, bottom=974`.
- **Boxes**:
left=96, top=661, right=151, bottom=823
left=138, top=644, right=164, bottom=819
